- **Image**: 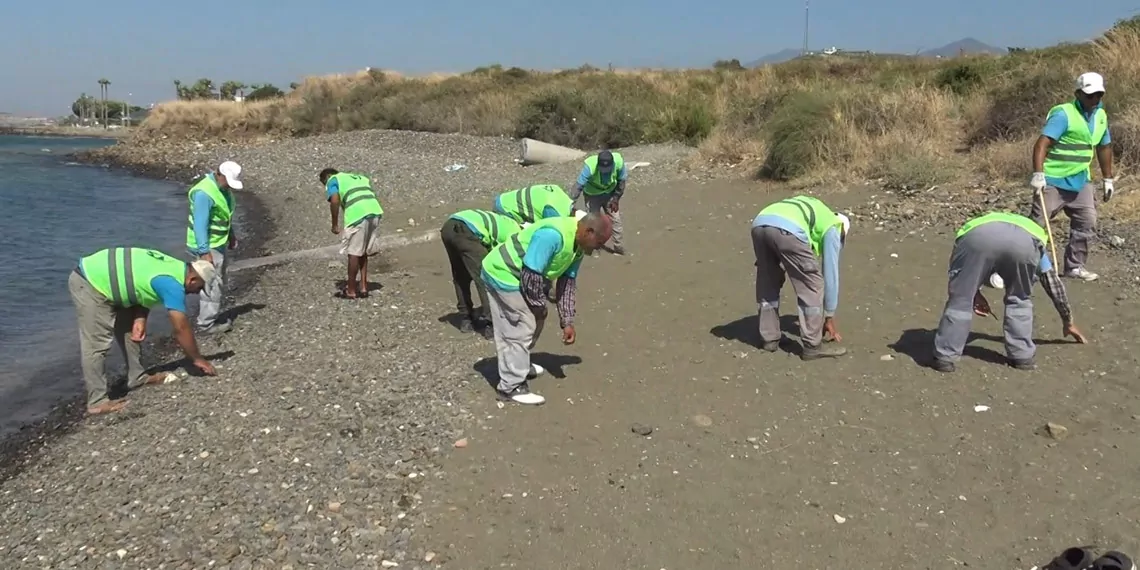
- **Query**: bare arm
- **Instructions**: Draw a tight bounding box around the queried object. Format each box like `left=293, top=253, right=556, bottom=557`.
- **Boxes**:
left=1096, top=145, right=1114, bottom=178
left=1032, top=135, right=1054, bottom=172
left=329, top=193, right=341, bottom=231
left=167, top=310, right=205, bottom=361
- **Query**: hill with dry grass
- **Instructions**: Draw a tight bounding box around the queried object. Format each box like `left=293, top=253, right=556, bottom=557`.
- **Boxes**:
left=131, top=18, right=1140, bottom=189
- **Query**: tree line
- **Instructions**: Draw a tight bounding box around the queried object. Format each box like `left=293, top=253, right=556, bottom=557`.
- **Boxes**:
left=172, top=78, right=300, bottom=101
left=68, top=93, right=145, bottom=123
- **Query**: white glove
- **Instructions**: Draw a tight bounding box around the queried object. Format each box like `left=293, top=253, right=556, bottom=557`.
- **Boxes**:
left=1103, top=178, right=1115, bottom=202
left=1030, top=172, right=1046, bottom=192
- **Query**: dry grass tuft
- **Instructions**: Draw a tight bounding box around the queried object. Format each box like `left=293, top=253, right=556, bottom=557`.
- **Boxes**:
left=135, top=18, right=1140, bottom=187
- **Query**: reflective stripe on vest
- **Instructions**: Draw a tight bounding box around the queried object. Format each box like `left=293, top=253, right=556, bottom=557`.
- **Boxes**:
left=482, top=217, right=580, bottom=287
left=756, top=195, right=840, bottom=256
left=450, top=209, right=521, bottom=247
left=79, top=247, right=186, bottom=308
left=332, top=172, right=383, bottom=227
left=1043, top=102, right=1108, bottom=179
left=955, top=212, right=1049, bottom=245
left=582, top=153, right=625, bottom=195
left=185, top=176, right=234, bottom=250
left=498, top=184, right=568, bottom=224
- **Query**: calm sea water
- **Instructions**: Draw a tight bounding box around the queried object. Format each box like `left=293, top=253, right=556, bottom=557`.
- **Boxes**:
left=0, top=134, right=190, bottom=435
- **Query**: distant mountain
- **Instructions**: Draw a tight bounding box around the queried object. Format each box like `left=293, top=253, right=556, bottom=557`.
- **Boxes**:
left=745, top=48, right=803, bottom=67
left=744, top=38, right=1005, bottom=68
left=919, top=38, right=1005, bottom=57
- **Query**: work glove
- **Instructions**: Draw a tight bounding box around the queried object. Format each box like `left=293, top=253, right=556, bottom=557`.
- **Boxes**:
left=1103, top=178, right=1115, bottom=202
left=1030, top=172, right=1046, bottom=193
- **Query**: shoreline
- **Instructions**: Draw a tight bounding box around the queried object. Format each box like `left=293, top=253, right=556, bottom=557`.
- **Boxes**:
left=0, top=126, right=130, bottom=139
left=0, top=142, right=277, bottom=484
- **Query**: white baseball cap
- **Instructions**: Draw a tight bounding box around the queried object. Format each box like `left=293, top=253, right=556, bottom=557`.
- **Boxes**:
left=190, top=259, right=217, bottom=284
left=1076, top=72, right=1105, bottom=95
left=218, top=160, right=244, bottom=189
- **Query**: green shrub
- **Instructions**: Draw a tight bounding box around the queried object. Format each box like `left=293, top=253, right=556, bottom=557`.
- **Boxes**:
left=760, top=91, right=841, bottom=180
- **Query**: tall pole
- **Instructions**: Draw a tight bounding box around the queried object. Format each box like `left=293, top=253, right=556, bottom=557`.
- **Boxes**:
left=802, top=0, right=810, bottom=56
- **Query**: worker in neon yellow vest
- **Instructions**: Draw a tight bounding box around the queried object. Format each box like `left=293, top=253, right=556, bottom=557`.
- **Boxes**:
left=69, top=248, right=218, bottom=415
left=441, top=208, right=523, bottom=338
left=931, top=212, right=1087, bottom=373
left=1029, top=72, right=1114, bottom=282
left=186, top=160, right=242, bottom=334
left=320, top=168, right=385, bottom=299
left=480, top=212, right=612, bottom=405
left=568, top=150, right=628, bottom=255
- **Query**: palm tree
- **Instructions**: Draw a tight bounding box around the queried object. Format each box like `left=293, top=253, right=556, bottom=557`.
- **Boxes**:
left=98, top=78, right=111, bottom=129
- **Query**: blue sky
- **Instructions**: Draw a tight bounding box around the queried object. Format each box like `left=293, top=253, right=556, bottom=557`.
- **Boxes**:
left=1, top=0, right=1137, bottom=116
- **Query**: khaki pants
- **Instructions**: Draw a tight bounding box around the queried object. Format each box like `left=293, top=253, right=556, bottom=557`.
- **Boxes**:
left=485, top=285, right=545, bottom=392
left=68, top=271, right=147, bottom=407
left=751, top=225, right=825, bottom=346
left=1028, top=185, right=1096, bottom=273
left=583, top=193, right=623, bottom=249
left=341, top=216, right=383, bottom=257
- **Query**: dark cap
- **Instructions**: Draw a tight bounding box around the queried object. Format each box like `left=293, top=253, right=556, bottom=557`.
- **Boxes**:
left=596, top=150, right=614, bottom=172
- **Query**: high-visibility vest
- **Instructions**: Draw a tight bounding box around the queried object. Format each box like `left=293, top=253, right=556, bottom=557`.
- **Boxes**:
left=756, top=195, right=842, bottom=256
left=185, top=176, right=234, bottom=250
left=481, top=217, right=581, bottom=288
left=79, top=247, right=187, bottom=309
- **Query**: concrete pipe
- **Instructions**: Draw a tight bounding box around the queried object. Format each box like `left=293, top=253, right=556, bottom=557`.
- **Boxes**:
left=519, top=138, right=587, bottom=166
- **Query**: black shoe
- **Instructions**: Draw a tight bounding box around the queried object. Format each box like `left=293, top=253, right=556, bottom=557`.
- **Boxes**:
left=931, top=359, right=956, bottom=373
left=1092, top=551, right=1136, bottom=570
left=1043, top=547, right=1095, bottom=570
left=458, top=317, right=474, bottom=333
left=1009, top=358, right=1036, bottom=371
left=478, top=321, right=494, bottom=340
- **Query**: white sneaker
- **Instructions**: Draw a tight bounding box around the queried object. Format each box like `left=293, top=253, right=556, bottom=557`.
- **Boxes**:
left=527, top=364, right=546, bottom=379
left=1065, top=267, right=1099, bottom=281
left=497, top=383, right=545, bottom=405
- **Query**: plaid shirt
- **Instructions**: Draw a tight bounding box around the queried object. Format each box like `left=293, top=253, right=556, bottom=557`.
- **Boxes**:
left=520, top=269, right=577, bottom=328
left=1038, top=268, right=1072, bottom=324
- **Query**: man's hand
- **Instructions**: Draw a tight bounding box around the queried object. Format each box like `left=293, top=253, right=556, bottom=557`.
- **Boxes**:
left=532, top=306, right=548, bottom=321
left=562, top=325, right=576, bottom=345
left=1030, top=171, right=1046, bottom=193
left=1063, top=322, right=1088, bottom=343
left=607, top=199, right=619, bottom=213
left=130, top=318, right=147, bottom=343
left=192, top=358, right=217, bottom=375
left=199, top=252, right=213, bottom=264
left=1103, top=178, right=1115, bottom=202
left=823, top=317, right=842, bottom=342
left=229, top=235, right=239, bottom=249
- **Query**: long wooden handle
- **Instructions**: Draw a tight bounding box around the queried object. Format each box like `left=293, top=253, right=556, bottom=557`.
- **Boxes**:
left=1037, top=190, right=1060, bottom=270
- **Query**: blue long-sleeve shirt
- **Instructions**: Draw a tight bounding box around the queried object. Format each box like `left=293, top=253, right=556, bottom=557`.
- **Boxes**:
left=190, top=173, right=232, bottom=255
left=751, top=214, right=842, bottom=316
left=1041, top=100, right=1111, bottom=192
left=482, top=227, right=582, bottom=291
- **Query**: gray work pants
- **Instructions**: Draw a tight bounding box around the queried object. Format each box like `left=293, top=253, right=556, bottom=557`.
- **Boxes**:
left=751, top=225, right=825, bottom=346
left=194, top=248, right=227, bottom=328
left=441, top=219, right=492, bottom=319
left=1028, top=185, right=1096, bottom=273
left=68, top=271, right=147, bottom=407
left=584, top=193, right=623, bottom=249
left=485, top=284, right=545, bottom=392
left=932, top=221, right=1042, bottom=364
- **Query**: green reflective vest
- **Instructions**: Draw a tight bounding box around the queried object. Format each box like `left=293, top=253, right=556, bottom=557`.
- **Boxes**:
left=80, top=247, right=187, bottom=309
left=450, top=209, right=523, bottom=248
left=757, top=195, right=842, bottom=256
left=956, top=212, right=1049, bottom=245
left=185, top=176, right=235, bottom=250
left=496, top=184, right=573, bottom=224
left=581, top=152, right=625, bottom=196
left=330, top=172, right=384, bottom=227
left=482, top=217, right=582, bottom=288
left=1043, top=101, right=1108, bottom=179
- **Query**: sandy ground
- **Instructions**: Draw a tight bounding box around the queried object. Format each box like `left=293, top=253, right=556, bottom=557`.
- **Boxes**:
left=3, top=130, right=1139, bottom=569
left=397, top=179, right=1140, bottom=569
